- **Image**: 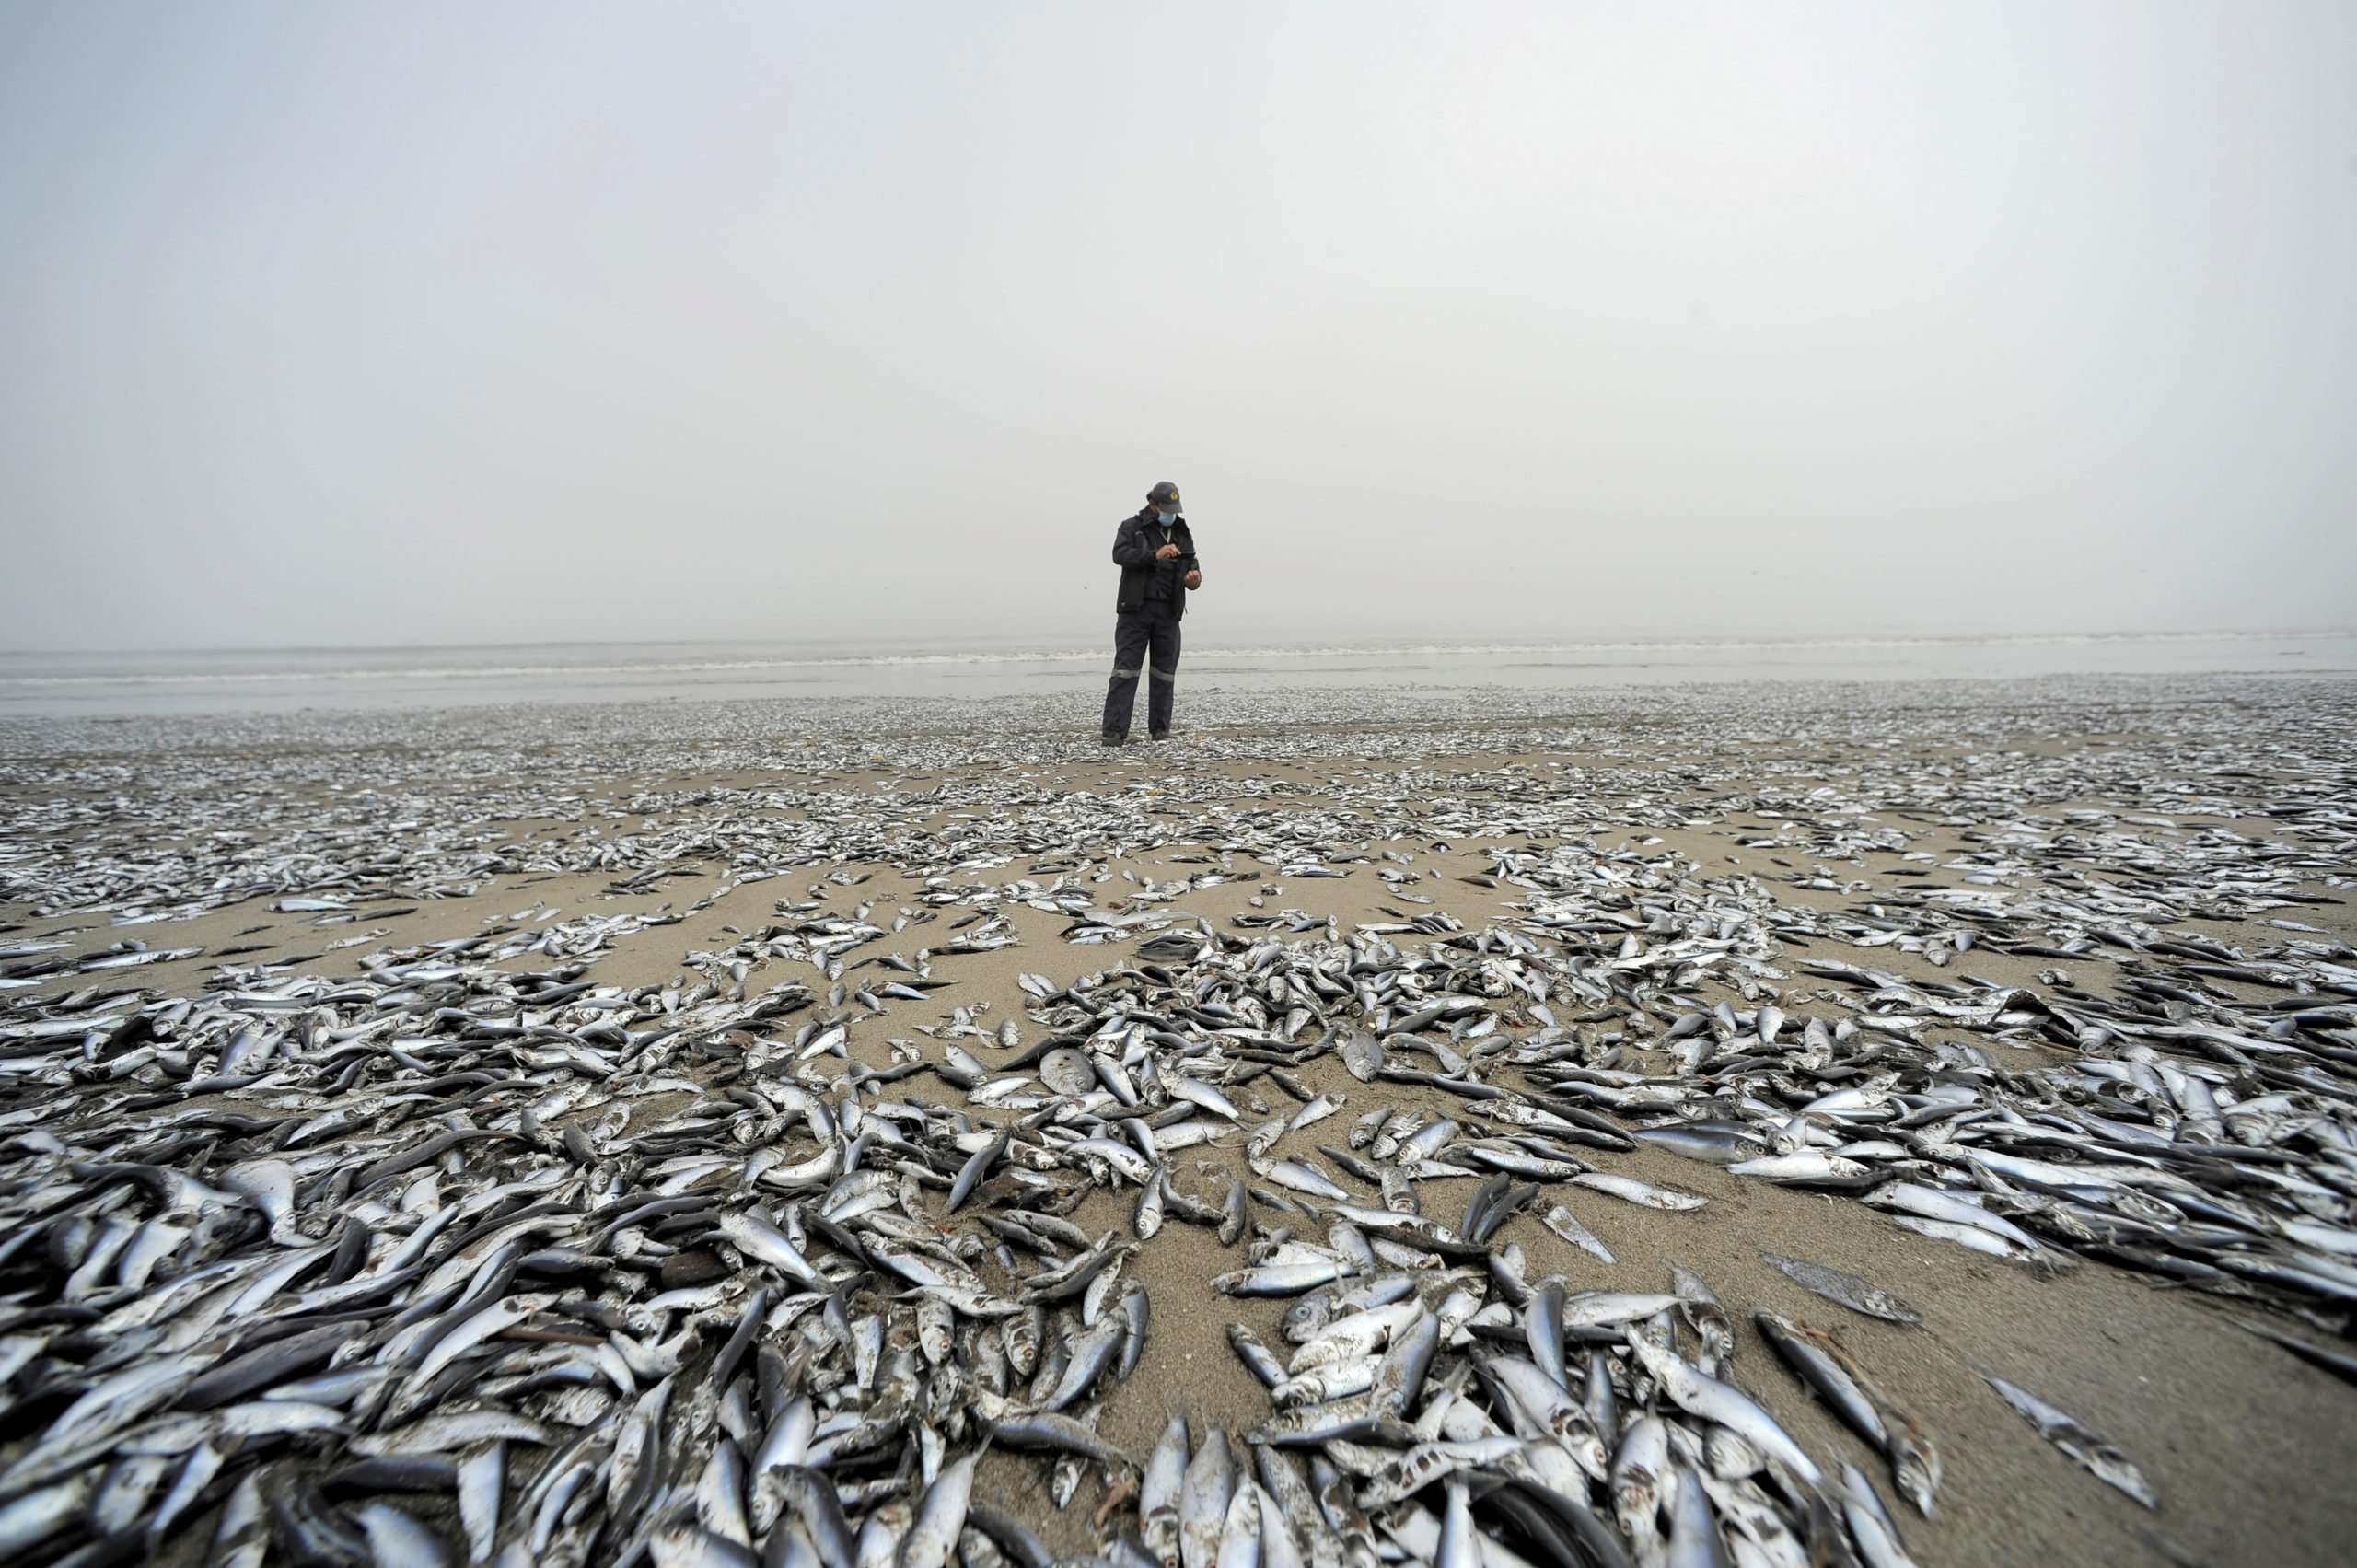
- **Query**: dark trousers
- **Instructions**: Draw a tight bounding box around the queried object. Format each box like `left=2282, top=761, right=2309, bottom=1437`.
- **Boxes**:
left=1102, top=607, right=1180, bottom=737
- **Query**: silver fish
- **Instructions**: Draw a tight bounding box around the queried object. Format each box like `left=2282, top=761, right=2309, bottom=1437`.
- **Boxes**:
left=1759, top=1252, right=1922, bottom=1326
left=1980, top=1371, right=2157, bottom=1510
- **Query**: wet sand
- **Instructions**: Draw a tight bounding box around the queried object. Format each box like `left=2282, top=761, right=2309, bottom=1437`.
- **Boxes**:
left=4, top=675, right=2354, bottom=1566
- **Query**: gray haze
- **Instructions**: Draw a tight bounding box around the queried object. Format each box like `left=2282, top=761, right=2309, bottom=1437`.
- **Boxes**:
left=3, top=2, right=2351, bottom=653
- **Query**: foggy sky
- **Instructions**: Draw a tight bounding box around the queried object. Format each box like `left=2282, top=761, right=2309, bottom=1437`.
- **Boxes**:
left=3, top=2, right=2351, bottom=652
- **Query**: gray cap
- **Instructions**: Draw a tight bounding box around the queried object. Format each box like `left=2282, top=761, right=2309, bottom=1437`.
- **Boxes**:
left=1147, top=481, right=1181, bottom=506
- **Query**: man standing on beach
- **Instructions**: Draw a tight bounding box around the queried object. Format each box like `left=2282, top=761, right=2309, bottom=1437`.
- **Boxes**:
left=1102, top=480, right=1201, bottom=744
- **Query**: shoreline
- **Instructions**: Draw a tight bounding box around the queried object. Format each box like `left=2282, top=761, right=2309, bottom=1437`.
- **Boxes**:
left=6, top=634, right=2354, bottom=723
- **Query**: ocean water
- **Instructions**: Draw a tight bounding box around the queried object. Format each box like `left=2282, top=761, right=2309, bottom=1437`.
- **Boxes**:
left=0, top=631, right=2350, bottom=718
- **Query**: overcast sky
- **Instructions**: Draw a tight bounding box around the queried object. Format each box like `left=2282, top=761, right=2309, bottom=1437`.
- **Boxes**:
left=3, top=2, right=2351, bottom=652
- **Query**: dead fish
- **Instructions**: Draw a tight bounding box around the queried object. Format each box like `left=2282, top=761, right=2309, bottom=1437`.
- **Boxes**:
left=6, top=667, right=2346, bottom=1568
left=1980, top=1370, right=2156, bottom=1509
left=1760, top=1253, right=1921, bottom=1326
left=1142, top=1417, right=1190, bottom=1568
left=1571, top=1172, right=1708, bottom=1212
left=1539, top=1204, right=1615, bottom=1264
left=1040, top=1049, right=1097, bottom=1098
left=1630, top=1337, right=1820, bottom=1486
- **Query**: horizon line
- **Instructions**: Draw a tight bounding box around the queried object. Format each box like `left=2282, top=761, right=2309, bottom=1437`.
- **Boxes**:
left=4, top=624, right=2351, bottom=662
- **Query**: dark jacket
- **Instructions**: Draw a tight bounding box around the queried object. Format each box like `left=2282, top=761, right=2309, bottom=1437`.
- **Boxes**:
left=1111, top=509, right=1201, bottom=620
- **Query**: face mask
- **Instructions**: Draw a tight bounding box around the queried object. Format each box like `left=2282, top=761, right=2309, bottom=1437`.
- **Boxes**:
left=1155, top=509, right=1178, bottom=526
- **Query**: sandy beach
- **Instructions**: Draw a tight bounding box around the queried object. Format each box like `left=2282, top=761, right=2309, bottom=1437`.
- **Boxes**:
left=8, top=3, right=2352, bottom=1562
left=4, top=672, right=2353, bottom=1568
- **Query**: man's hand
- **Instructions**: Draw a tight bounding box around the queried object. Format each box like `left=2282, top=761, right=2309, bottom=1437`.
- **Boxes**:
left=1183, top=569, right=1202, bottom=589
left=1155, top=542, right=1182, bottom=561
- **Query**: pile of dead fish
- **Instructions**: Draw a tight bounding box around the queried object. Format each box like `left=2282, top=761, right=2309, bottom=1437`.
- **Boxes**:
left=0, top=894, right=2340, bottom=1568
left=0, top=912, right=1891, bottom=1568
left=6, top=673, right=2352, bottom=927
left=0, top=674, right=2354, bottom=1566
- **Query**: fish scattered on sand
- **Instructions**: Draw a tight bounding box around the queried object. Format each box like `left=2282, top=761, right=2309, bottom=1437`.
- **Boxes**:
left=0, top=675, right=2349, bottom=1562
